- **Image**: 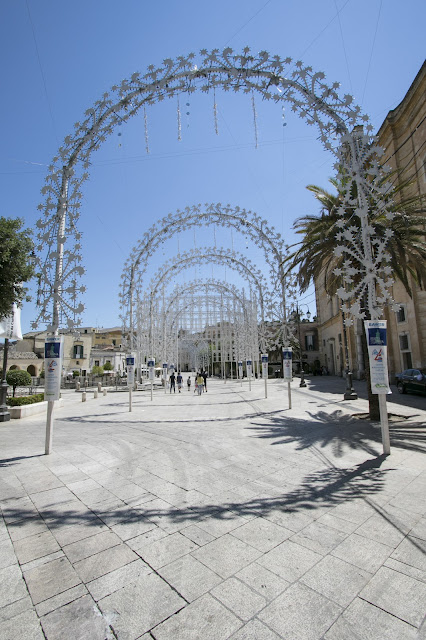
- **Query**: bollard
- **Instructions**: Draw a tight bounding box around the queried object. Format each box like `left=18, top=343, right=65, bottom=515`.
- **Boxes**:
left=82, top=392, right=86, bottom=402
left=103, top=389, right=107, bottom=396
left=94, top=390, right=98, bottom=399
left=76, top=381, right=81, bottom=391
left=97, top=382, right=102, bottom=392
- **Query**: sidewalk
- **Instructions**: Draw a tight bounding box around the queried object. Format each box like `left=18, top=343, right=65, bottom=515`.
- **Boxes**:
left=0, top=377, right=425, bottom=639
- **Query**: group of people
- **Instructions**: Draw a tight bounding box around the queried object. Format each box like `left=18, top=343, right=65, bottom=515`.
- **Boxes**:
left=168, top=370, right=208, bottom=395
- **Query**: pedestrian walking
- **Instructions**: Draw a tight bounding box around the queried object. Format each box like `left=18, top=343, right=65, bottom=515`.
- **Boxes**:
left=197, top=372, right=204, bottom=396
left=202, top=370, right=207, bottom=392
left=170, top=371, right=176, bottom=393
left=187, top=375, right=191, bottom=391
left=177, top=372, right=183, bottom=393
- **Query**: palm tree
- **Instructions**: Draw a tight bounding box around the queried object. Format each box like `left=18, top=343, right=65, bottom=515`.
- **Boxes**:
left=283, top=173, right=426, bottom=420
left=285, top=175, right=426, bottom=297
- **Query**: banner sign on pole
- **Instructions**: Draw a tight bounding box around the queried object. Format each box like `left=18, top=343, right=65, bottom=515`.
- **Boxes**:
left=364, top=320, right=390, bottom=394
left=44, top=336, right=63, bottom=401
left=162, top=362, right=168, bottom=380
left=283, top=347, right=293, bottom=381
left=148, top=357, right=155, bottom=381
left=238, top=361, right=243, bottom=378
left=261, top=354, right=268, bottom=379
left=126, top=356, right=135, bottom=385
left=0, top=304, right=23, bottom=340
left=246, top=359, right=253, bottom=377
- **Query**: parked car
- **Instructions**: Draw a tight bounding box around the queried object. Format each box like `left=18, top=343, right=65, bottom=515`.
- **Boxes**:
left=395, top=368, right=426, bottom=395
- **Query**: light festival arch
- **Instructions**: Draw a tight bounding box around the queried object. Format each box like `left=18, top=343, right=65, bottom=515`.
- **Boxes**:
left=136, top=279, right=259, bottom=377
left=33, top=46, right=399, bottom=336
left=119, top=202, right=294, bottom=339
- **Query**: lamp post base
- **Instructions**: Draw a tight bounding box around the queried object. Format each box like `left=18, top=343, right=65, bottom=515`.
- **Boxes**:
left=343, top=370, right=358, bottom=401
left=0, top=409, right=11, bottom=422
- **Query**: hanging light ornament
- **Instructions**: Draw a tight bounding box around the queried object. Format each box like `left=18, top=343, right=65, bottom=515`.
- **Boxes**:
left=177, top=97, right=182, bottom=141
left=186, top=102, right=190, bottom=129
left=251, top=93, right=258, bottom=149
left=143, top=106, right=150, bottom=154
left=213, top=88, right=219, bottom=135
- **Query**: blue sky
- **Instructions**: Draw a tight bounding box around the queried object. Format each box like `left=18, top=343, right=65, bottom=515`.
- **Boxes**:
left=1, top=0, right=425, bottom=334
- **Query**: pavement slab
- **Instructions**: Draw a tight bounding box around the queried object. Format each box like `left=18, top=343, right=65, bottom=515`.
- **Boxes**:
left=0, top=378, right=425, bottom=638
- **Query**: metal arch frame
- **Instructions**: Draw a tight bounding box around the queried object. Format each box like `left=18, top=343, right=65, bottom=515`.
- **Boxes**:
left=162, top=279, right=250, bottom=320
left=137, top=282, right=258, bottom=373
left=33, top=46, right=396, bottom=333
left=120, top=202, right=290, bottom=316
left=137, top=246, right=269, bottom=324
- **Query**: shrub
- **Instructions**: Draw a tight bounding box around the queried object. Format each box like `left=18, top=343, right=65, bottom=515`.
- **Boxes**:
left=91, top=365, right=104, bottom=377
left=6, top=370, right=32, bottom=397
left=72, top=370, right=80, bottom=378
left=103, top=361, right=113, bottom=371
left=7, top=393, right=44, bottom=406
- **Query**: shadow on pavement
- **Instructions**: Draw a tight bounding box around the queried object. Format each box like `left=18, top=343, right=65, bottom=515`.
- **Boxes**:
left=0, top=454, right=45, bottom=468
left=1, top=454, right=390, bottom=529
left=247, top=410, right=426, bottom=457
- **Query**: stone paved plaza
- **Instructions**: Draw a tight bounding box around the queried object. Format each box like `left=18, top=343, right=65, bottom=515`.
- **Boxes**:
left=0, top=377, right=425, bottom=639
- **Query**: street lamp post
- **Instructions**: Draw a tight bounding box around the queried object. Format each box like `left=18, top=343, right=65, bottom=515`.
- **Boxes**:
left=342, top=309, right=358, bottom=400
left=296, top=304, right=311, bottom=388
left=0, top=339, right=10, bottom=422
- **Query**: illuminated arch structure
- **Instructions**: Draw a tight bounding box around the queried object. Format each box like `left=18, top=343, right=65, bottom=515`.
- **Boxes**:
left=135, top=269, right=264, bottom=378
left=33, top=47, right=399, bottom=335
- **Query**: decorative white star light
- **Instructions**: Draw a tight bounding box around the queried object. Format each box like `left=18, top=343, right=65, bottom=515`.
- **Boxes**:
left=33, top=47, right=396, bottom=333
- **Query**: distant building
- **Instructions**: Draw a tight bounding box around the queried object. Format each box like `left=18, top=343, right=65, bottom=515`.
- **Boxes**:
left=2, top=326, right=126, bottom=378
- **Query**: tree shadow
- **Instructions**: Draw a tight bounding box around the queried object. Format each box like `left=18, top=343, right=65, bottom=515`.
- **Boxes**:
left=58, top=409, right=284, bottom=425
left=247, top=410, right=426, bottom=458
left=1, top=453, right=390, bottom=531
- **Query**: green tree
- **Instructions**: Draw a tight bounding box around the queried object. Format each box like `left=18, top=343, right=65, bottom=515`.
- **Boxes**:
left=103, top=361, right=113, bottom=371
left=0, top=217, right=35, bottom=320
left=284, top=174, right=426, bottom=419
left=6, top=370, right=32, bottom=397
left=91, top=365, right=104, bottom=377
left=285, top=176, right=426, bottom=297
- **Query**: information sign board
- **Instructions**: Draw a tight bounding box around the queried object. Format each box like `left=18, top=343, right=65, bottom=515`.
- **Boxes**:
left=261, top=354, right=268, bottom=379
left=283, top=347, right=293, bottom=381
left=148, top=357, right=155, bottom=381
left=364, top=320, right=390, bottom=394
left=246, top=359, right=253, bottom=378
left=44, top=337, right=63, bottom=401
left=126, top=356, right=135, bottom=385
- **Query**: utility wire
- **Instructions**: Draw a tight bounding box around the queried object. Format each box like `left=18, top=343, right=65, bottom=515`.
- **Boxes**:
left=361, top=0, right=382, bottom=106
left=25, top=0, right=58, bottom=145
left=296, top=0, right=351, bottom=61
left=333, top=0, right=352, bottom=93
left=223, top=0, right=273, bottom=46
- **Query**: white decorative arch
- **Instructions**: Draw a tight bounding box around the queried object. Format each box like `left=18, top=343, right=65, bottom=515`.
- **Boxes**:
left=33, top=47, right=397, bottom=332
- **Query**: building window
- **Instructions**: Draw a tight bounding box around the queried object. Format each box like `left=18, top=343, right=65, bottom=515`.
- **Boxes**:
left=112, top=339, right=116, bottom=346
left=399, top=334, right=409, bottom=351
left=396, top=306, right=406, bottom=323
left=95, top=360, right=99, bottom=367
left=399, top=333, right=412, bottom=369
left=73, top=345, right=84, bottom=359
left=305, top=335, right=315, bottom=351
